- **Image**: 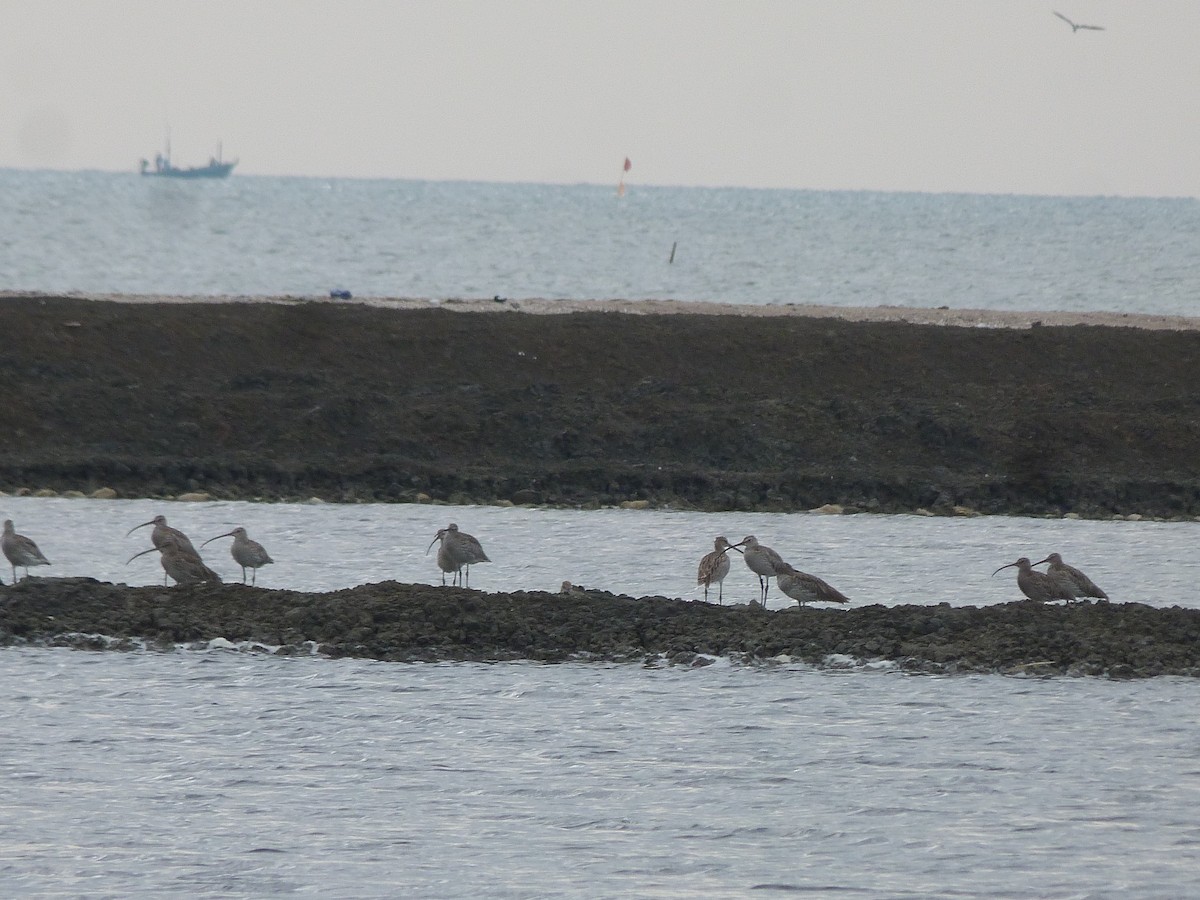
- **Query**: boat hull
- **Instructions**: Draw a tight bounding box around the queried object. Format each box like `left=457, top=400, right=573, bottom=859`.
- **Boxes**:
left=141, top=161, right=237, bottom=179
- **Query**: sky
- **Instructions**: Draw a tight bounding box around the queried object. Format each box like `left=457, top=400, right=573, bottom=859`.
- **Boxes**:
left=2, top=0, right=1197, bottom=197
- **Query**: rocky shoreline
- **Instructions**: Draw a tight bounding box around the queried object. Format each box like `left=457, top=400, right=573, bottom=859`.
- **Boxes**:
left=4, top=293, right=1200, bottom=517
left=5, top=293, right=1200, bottom=676
left=2, top=577, right=1198, bottom=678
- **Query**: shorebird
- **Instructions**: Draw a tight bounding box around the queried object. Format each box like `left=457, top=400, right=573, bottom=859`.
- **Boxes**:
left=2, top=519, right=51, bottom=582
left=733, top=535, right=786, bottom=605
left=426, top=523, right=490, bottom=587
left=697, top=536, right=734, bottom=604
left=201, top=526, right=273, bottom=585
left=127, top=536, right=222, bottom=585
left=127, top=515, right=200, bottom=585
left=775, top=562, right=851, bottom=607
left=1032, top=553, right=1108, bottom=602
left=992, top=557, right=1076, bottom=604
left=1053, top=11, right=1104, bottom=32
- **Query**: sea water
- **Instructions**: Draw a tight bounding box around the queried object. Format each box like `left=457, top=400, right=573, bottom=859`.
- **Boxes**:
left=3, top=497, right=1200, bottom=896
left=2, top=645, right=1198, bottom=897
left=1, top=495, right=1197, bottom=610
left=2, top=169, right=1199, bottom=315
left=4, top=169, right=1200, bottom=896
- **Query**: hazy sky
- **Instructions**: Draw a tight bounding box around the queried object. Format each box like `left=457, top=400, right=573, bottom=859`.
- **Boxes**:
left=2, top=1, right=1197, bottom=197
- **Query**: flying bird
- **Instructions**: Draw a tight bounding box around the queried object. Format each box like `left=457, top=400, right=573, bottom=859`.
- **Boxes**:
left=1053, top=11, right=1104, bottom=32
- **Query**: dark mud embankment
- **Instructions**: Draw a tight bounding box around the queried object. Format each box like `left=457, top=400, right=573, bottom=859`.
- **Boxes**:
left=4, top=295, right=1200, bottom=516
left=3, top=578, right=1198, bottom=678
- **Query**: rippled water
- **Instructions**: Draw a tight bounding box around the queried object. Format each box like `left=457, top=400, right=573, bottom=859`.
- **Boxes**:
left=4, top=497, right=1200, bottom=896
left=3, top=169, right=1199, bottom=315
left=3, top=649, right=1198, bottom=898
left=1, top=495, right=1197, bottom=610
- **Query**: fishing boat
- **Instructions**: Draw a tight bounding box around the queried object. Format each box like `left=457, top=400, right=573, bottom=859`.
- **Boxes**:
left=139, top=140, right=237, bottom=179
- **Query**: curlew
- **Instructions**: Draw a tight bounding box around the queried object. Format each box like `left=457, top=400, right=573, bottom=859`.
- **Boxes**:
left=1032, top=553, right=1108, bottom=602
left=992, top=557, right=1076, bottom=604
left=201, top=526, right=274, bottom=585
left=697, top=536, right=735, bottom=604
left=126, top=514, right=198, bottom=553
left=1053, top=11, right=1104, bottom=32
left=2, top=519, right=51, bottom=582
left=733, top=535, right=786, bottom=604
left=127, top=536, right=222, bottom=585
left=775, top=562, right=851, bottom=607
left=127, top=515, right=199, bottom=584
left=426, top=523, right=490, bottom=587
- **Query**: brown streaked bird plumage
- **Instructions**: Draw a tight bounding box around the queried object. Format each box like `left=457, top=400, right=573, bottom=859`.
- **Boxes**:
left=697, top=536, right=734, bottom=604
left=992, top=557, right=1076, bottom=604
left=2, top=519, right=51, bottom=582
left=127, top=536, right=222, bottom=586
left=775, top=562, right=851, bottom=607
left=201, top=526, right=273, bottom=585
left=426, top=523, right=490, bottom=587
left=126, top=514, right=198, bottom=554
left=1033, top=553, right=1108, bottom=602
left=127, top=515, right=199, bottom=584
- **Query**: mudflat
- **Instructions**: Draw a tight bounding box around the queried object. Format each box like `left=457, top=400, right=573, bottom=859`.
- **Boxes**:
left=4, top=577, right=1198, bottom=677
left=2, top=293, right=1200, bottom=517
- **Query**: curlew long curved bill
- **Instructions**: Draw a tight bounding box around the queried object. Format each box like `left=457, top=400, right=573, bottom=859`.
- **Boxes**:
left=200, top=531, right=237, bottom=549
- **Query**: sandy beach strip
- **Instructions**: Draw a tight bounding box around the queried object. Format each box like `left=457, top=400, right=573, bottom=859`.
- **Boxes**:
left=9, top=290, right=1200, bottom=331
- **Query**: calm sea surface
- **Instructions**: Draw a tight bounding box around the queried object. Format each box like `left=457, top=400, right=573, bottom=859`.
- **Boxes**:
left=2, top=495, right=1198, bottom=610
left=2, top=169, right=1199, bottom=314
left=4, top=171, right=1200, bottom=896
left=2, top=498, right=1200, bottom=896
left=3, top=647, right=1199, bottom=898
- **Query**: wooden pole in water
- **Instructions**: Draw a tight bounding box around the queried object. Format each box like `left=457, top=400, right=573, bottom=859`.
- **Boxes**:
left=668, top=241, right=677, bottom=264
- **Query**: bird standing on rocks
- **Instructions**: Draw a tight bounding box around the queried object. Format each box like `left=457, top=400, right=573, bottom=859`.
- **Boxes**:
left=1033, top=553, right=1108, bottom=602
left=427, top=524, right=490, bottom=587
left=775, top=562, right=851, bottom=607
left=2, top=519, right=51, bottom=582
left=127, top=536, right=223, bottom=585
left=992, top=557, right=1076, bottom=603
left=733, top=535, right=786, bottom=605
left=697, top=536, right=734, bottom=604
left=201, top=527, right=274, bottom=585
left=127, top=515, right=200, bottom=584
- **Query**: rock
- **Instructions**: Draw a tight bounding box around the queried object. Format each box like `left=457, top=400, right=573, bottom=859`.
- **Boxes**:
left=620, top=500, right=651, bottom=510
left=5, top=294, right=1200, bottom=518
left=176, top=492, right=211, bottom=502
left=811, top=503, right=843, bottom=515
left=90, top=487, right=118, bottom=499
